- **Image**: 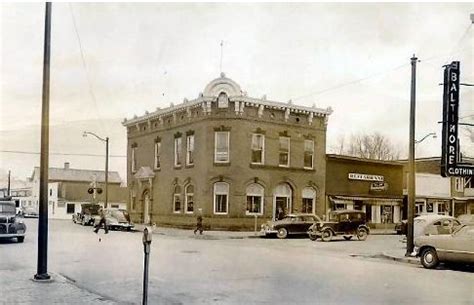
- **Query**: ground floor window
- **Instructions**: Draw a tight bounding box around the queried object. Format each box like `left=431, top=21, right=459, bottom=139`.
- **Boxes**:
left=246, top=183, right=264, bottom=215
left=185, top=185, right=194, bottom=214
left=415, top=202, right=424, bottom=215
left=66, top=203, right=75, bottom=214
left=214, top=182, right=229, bottom=214
left=302, top=198, right=313, bottom=213
left=426, top=201, right=434, bottom=213
left=436, top=201, right=448, bottom=215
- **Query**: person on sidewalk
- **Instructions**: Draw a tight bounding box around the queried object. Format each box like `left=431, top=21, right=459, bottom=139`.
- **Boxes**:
left=94, top=207, right=109, bottom=234
left=194, top=208, right=203, bottom=235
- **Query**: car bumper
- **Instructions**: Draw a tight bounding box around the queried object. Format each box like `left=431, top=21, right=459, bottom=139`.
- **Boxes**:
left=260, top=229, right=278, bottom=236
left=109, top=223, right=134, bottom=229
left=0, top=233, right=26, bottom=238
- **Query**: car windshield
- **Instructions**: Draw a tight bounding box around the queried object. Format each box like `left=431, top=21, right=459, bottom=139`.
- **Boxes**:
left=0, top=202, right=16, bottom=214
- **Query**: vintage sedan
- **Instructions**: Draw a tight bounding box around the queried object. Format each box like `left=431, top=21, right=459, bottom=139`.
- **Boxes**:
left=73, top=203, right=101, bottom=226
left=0, top=199, right=26, bottom=243
left=308, top=210, right=370, bottom=242
left=413, top=214, right=461, bottom=238
left=93, top=208, right=134, bottom=231
left=260, top=214, right=321, bottom=239
left=415, top=224, right=474, bottom=269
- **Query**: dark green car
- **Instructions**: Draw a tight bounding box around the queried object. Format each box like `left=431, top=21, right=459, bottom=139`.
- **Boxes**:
left=308, top=210, right=370, bottom=242
left=0, top=199, right=26, bottom=243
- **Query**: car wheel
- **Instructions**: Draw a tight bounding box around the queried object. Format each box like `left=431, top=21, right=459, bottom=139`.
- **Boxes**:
left=321, top=229, right=333, bottom=242
left=356, top=228, right=368, bottom=241
left=343, top=235, right=353, bottom=241
left=17, top=236, right=25, bottom=243
left=309, top=234, right=318, bottom=241
left=421, top=248, right=439, bottom=269
left=277, top=228, right=288, bottom=239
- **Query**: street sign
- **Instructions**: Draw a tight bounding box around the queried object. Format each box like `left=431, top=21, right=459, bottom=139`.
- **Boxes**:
left=441, top=61, right=474, bottom=177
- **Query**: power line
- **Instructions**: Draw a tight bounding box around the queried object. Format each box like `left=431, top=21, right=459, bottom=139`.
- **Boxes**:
left=0, top=150, right=126, bottom=158
left=68, top=4, right=105, bottom=132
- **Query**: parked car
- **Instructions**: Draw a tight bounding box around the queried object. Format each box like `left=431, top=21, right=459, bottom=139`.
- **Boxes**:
left=413, top=214, right=461, bottom=238
left=73, top=203, right=101, bottom=226
left=93, top=208, right=134, bottom=231
left=21, top=206, right=39, bottom=218
left=457, top=214, right=474, bottom=225
left=308, top=210, right=370, bottom=242
left=260, top=214, right=321, bottom=239
left=414, top=224, right=474, bottom=269
left=0, top=199, right=26, bottom=243
left=395, top=220, right=407, bottom=235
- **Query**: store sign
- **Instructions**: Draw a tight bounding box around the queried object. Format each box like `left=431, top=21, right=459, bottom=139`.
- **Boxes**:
left=370, top=182, right=388, bottom=191
left=441, top=61, right=474, bottom=177
left=348, top=173, right=384, bottom=182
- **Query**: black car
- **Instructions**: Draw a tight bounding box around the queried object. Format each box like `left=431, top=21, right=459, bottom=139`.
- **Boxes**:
left=308, top=210, right=370, bottom=242
left=0, top=199, right=26, bottom=243
left=261, top=214, right=322, bottom=239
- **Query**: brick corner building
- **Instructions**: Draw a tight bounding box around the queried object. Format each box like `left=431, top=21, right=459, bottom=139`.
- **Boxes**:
left=122, top=74, right=332, bottom=230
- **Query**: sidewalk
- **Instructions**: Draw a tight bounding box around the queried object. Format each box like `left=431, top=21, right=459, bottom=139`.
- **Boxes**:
left=0, top=269, right=123, bottom=305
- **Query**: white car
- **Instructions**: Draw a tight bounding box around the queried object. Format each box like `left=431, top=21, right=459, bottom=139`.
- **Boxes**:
left=413, top=214, right=461, bottom=238
left=415, top=225, right=474, bottom=269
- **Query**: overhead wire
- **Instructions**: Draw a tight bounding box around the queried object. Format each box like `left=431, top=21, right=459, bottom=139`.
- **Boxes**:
left=0, top=150, right=126, bottom=158
left=68, top=3, right=105, bottom=133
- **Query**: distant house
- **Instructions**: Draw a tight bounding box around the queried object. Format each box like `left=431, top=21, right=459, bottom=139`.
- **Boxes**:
left=28, top=162, right=128, bottom=219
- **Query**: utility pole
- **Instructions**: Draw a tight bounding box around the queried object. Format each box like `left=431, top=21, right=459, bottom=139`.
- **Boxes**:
left=105, top=137, right=109, bottom=209
left=35, top=2, right=52, bottom=281
left=7, top=170, right=11, bottom=197
left=406, top=54, right=417, bottom=256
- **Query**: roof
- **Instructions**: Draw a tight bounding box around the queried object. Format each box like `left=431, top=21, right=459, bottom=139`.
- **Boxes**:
left=326, top=154, right=404, bottom=166
left=123, top=74, right=332, bottom=127
left=30, top=167, right=122, bottom=184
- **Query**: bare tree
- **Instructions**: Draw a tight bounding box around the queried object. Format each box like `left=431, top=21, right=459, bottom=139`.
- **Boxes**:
left=334, top=132, right=401, bottom=160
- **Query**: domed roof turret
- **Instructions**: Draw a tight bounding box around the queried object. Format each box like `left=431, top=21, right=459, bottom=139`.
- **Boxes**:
left=203, top=72, right=242, bottom=97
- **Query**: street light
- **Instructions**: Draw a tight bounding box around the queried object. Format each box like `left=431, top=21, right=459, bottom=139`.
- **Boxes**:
left=415, top=132, right=437, bottom=144
left=83, top=131, right=109, bottom=208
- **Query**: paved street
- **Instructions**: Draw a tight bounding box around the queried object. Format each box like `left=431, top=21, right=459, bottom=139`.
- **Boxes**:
left=1, top=218, right=473, bottom=305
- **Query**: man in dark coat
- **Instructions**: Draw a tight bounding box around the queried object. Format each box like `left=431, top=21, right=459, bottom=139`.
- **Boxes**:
left=94, top=207, right=109, bottom=234
left=194, top=208, right=203, bottom=235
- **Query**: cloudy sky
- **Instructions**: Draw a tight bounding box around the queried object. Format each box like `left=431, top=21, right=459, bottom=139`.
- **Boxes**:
left=1, top=2, right=473, bottom=182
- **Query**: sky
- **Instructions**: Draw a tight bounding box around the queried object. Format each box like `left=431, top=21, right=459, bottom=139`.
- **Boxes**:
left=1, top=2, right=473, bottom=182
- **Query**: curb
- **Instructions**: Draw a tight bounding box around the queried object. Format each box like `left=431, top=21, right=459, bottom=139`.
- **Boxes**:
left=380, top=252, right=420, bottom=265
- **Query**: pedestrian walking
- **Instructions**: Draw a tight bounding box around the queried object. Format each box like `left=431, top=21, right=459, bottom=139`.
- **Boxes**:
left=194, top=208, right=203, bottom=235
left=94, top=207, right=109, bottom=234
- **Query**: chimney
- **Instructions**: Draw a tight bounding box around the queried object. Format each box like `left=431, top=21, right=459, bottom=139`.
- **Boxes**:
left=64, top=162, right=70, bottom=170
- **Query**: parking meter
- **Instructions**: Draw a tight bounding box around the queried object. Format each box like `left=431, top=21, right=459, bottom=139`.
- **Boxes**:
left=142, top=226, right=152, bottom=305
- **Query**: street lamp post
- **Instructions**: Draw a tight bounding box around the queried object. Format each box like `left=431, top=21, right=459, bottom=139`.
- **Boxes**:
left=406, top=55, right=418, bottom=257
left=83, top=131, right=109, bottom=208
left=415, top=132, right=437, bottom=144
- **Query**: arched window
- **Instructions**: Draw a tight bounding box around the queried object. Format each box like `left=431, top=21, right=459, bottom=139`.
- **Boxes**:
left=246, top=183, right=264, bottom=215
left=302, top=187, right=316, bottom=214
left=185, top=184, right=194, bottom=213
left=213, top=182, right=229, bottom=214
left=173, top=185, right=181, bottom=213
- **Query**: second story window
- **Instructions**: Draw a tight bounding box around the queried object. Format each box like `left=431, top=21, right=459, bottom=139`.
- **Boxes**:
left=131, top=146, right=137, bottom=173
left=186, top=135, right=194, bottom=166
left=173, top=185, right=181, bottom=213
left=279, top=137, right=290, bottom=167
left=154, top=141, right=161, bottom=170
left=251, top=134, right=265, bottom=164
left=304, top=140, right=314, bottom=169
left=174, top=137, right=182, bottom=167
left=215, top=131, right=230, bottom=163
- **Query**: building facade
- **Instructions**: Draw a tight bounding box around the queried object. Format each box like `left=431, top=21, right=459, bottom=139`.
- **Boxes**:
left=123, top=74, right=332, bottom=230
left=27, top=162, right=127, bottom=219
left=400, top=157, right=474, bottom=217
left=325, top=155, right=404, bottom=228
